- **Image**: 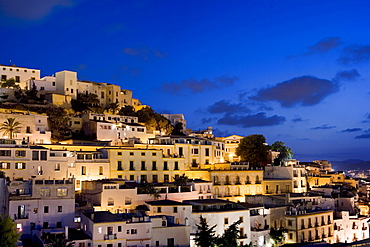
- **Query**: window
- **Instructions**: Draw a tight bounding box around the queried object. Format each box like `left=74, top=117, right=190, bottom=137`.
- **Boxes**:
left=173, top=207, right=178, bottom=213
left=15, top=76, right=20, bottom=82
left=289, top=233, right=293, bottom=240
left=224, top=218, right=229, bottom=225
left=152, top=152, right=157, bottom=156
left=101, top=92, right=104, bottom=99
left=141, top=161, right=146, bottom=170
left=118, top=226, right=122, bottom=232
left=130, top=175, right=134, bottom=180
left=153, top=175, right=158, bottom=183
left=192, top=148, right=199, bottom=154
left=129, top=152, right=134, bottom=156
left=52, top=81, right=55, bottom=86
left=98, top=227, right=102, bottom=234
left=40, top=151, right=47, bottom=160
left=117, top=152, right=122, bottom=156
left=0, top=150, right=11, bottom=156
left=55, top=163, right=60, bottom=171
left=131, top=229, right=137, bottom=234
left=239, top=216, right=244, bottom=223
left=164, top=174, right=169, bottom=182
left=164, top=161, right=168, bottom=170
left=44, top=206, right=49, bottom=213
left=1, top=75, right=7, bottom=81
left=40, top=188, right=50, bottom=197
left=174, top=161, right=179, bottom=170
left=152, top=161, right=157, bottom=170
left=81, top=166, right=86, bottom=175
left=15, top=150, right=26, bottom=157
left=141, top=152, right=145, bottom=156
left=157, top=207, right=162, bottom=213
left=117, top=161, right=123, bottom=171
left=58, top=206, right=62, bottom=212
left=1, top=162, right=10, bottom=169
left=57, top=188, right=68, bottom=196
left=33, top=208, right=38, bottom=214
left=16, top=163, right=26, bottom=169
left=288, top=220, right=292, bottom=226
left=99, top=166, right=103, bottom=175
left=129, top=161, right=134, bottom=170
left=205, top=148, right=210, bottom=156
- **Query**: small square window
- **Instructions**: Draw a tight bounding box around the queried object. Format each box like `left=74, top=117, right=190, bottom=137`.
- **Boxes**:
left=141, top=152, right=145, bottom=156
left=118, top=152, right=122, bottom=156
left=224, top=218, right=229, bottom=225
left=58, top=206, right=62, bottom=212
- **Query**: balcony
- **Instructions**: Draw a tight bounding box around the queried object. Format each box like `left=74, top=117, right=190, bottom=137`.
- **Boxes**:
left=315, top=223, right=319, bottom=227
left=255, top=181, right=261, bottom=184
left=301, top=225, right=305, bottom=229
left=14, top=213, right=28, bottom=220
left=315, top=235, right=320, bottom=240
left=239, top=234, right=248, bottom=239
left=104, top=234, right=117, bottom=240
left=363, top=226, right=368, bottom=230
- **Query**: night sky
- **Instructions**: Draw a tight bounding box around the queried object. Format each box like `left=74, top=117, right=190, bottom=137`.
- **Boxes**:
left=1, top=0, right=370, bottom=161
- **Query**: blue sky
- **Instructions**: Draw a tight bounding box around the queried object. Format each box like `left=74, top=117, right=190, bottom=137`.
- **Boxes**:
left=1, top=0, right=370, bottom=161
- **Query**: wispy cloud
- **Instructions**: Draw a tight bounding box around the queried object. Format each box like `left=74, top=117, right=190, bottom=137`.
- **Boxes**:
left=162, top=76, right=239, bottom=94
left=339, top=128, right=362, bottom=133
left=123, top=47, right=168, bottom=60
left=217, top=112, right=285, bottom=128
left=250, top=76, right=339, bottom=107
left=339, top=44, right=370, bottom=65
left=0, top=0, right=77, bottom=20
left=305, top=37, right=342, bottom=55
left=311, top=124, right=336, bottom=130
left=333, top=69, right=360, bottom=82
left=355, top=134, right=370, bottom=139
left=291, top=116, right=304, bottom=123
left=208, top=100, right=250, bottom=114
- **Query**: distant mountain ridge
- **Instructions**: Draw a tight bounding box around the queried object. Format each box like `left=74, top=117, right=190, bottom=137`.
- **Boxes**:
left=330, top=159, right=370, bottom=171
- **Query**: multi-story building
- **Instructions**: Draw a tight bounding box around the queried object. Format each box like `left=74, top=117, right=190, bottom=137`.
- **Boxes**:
left=183, top=199, right=251, bottom=247
left=161, top=114, right=187, bottom=132
left=0, top=64, right=41, bottom=89
left=8, top=178, right=75, bottom=239
left=264, top=160, right=307, bottom=194
left=81, top=211, right=190, bottom=247
left=285, top=206, right=334, bottom=244
left=0, top=110, right=51, bottom=144
left=145, top=135, right=225, bottom=169
left=333, top=211, right=370, bottom=243
left=218, top=135, right=243, bottom=162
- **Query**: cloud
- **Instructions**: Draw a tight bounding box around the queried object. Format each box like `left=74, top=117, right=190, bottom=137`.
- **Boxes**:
left=363, top=114, right=370, bottom=123
left=333, top=69, right=360, bottom=82
left=305, top=37, right=342, bottom=55
left=250, top=76, right=339, bottom=107
left=123, top=47, right=168, bottom=60
left=217, top=112, right=286, bottom=128
left=311, top=124, right=336, bottom=130
left=291, top=116, right=304, bottom=123
left=339, top=45, right=370, bottom=65
left=0, top=0, right=76, bottom=20
left=355, top=134, right=370, bottom=139
left=208, top=100, right=250, bottom=114
left=162, top=76, right=239, bottom=94
left=201, top=117, right=216, bottom=124
left=212, top=128, right=232, bottom=137
left=120, top=65, right=142, bottom=77
left=340, top=128, right=362, bottom=133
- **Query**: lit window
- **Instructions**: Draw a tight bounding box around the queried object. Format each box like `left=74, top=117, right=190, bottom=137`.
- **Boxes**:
left=57, top=188, right=68, bottom=197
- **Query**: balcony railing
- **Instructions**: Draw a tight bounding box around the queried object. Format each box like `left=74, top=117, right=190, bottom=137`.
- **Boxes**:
left=104, top=234, right=117, bottom=240
left=14, top=214, right=28, bottom=220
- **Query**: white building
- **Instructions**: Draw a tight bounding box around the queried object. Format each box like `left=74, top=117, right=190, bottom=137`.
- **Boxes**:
left=333, top=211, right=370, bottom=243
left=0, top=64, right=41, bottom=89
left=8, top=178, right=75, bottom=239
left=183, top=199, right=251, bottom=247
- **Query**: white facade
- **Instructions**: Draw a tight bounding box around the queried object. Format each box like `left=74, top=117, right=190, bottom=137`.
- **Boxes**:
left=333, top=211, right=370, bottom=243
left=0, top=65, right=41, bottom=89
left=8, top=179, right=75, bottom=239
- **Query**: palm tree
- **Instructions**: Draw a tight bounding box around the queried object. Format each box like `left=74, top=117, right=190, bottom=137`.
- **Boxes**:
left=0, top=118, right=22, bottom=139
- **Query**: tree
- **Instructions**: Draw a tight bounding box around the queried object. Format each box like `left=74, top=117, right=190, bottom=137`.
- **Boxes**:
left=269, top=228, right=287, bottom=246
left=174, top=174, right=189, bottom=187
left=137, top=183, right=161, bottom=200
left=71, top=93, right=100, bottom=113
left=119, top=105, right=136, bottom=116
left=194, top=215, right=217, bottom=247
left=271, top=141, right=293, bottom=163
left=0, top=118, right=22, bottom=139
left=49, top=237, right=74, bottom=247
left=236, top=134, right=270, bottom=167
left=171, top=122, right=185, bottom=135
left=106, top=102, right=120, bottom=114
left=136, top=107, right=173, bottom=134
left=216, top=219, right=242, bottom=247
left=1, top=78, right=19, bottom=89
left=0, top=215, right=21, bottom=247
left=47, top=107, right=71, bottom=142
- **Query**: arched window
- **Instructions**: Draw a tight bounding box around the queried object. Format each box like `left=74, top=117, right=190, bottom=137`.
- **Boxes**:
left=246, top=176, right=250, bottom=184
